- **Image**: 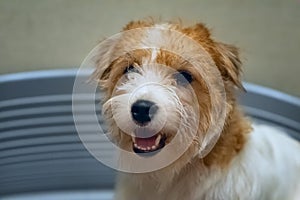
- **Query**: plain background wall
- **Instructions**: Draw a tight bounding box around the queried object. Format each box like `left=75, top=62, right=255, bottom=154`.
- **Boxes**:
left=0, top=0, right=299, bottom=97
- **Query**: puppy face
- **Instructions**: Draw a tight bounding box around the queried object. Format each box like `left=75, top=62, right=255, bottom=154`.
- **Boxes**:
left=93, top=20, right=242, bottom=171
left=102, top=50, right=203, bottom=154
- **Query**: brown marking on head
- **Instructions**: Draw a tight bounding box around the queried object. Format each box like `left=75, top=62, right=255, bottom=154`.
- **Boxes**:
left=123, top=19, right=155, bottom=30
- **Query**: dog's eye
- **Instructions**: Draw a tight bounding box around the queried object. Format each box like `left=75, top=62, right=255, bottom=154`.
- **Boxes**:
left=174, top=70, right=193, bottom=86
left=123, top=65, right=139, bottom=74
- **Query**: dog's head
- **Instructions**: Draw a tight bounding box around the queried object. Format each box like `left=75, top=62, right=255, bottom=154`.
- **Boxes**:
left=93, top=20, right=243, bottom=172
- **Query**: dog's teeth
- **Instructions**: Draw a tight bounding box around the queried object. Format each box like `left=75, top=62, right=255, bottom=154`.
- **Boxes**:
left=155, top=134, right=161, bottom=146
left=133, top=135, right=163, bottom=152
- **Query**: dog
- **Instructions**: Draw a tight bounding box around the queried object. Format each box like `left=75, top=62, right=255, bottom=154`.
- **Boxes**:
left=93, top=19, right=300, bottom=200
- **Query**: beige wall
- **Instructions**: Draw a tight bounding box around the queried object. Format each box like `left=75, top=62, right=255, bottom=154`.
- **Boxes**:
left=0, top=0, right=299, bottom=97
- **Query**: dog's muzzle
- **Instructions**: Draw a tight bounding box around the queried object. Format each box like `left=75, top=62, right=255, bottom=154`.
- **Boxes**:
left=130, top=99, right=166, bottom=155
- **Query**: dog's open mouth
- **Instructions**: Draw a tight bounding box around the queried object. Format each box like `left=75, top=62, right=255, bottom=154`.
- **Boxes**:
left=132, top=133, right=166, bottom=154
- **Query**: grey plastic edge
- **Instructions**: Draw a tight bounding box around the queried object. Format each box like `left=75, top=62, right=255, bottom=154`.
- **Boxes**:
left=0, top=68, right=299, bottom=104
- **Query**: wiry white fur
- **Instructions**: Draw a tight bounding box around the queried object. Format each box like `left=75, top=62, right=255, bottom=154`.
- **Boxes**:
left=115, top=124, right=300, bottom=200
left=139, top=23, right=179, bottom=51
left=199, top=124, right=300, bottom=200
left=150, top=48, right=158, bottom=63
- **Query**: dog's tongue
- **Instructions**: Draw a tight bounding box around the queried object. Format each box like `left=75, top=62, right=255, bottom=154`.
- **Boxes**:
left=135, top=135, right=157, bottom=148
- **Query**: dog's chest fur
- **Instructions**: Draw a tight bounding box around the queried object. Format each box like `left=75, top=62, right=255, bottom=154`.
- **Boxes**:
left=115, top=124, right=300, bottom=200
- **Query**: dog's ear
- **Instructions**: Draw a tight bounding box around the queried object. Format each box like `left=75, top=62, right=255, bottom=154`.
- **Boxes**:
left=92, top=19, right=153, bottom=87
left=215, top=42, right=245, bottom=90
left=91, top=38, right=116, bottom=89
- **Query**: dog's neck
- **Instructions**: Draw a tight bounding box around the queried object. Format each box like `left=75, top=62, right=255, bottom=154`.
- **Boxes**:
left=202, top=105, right=251, bottom=168
left=163, top=106, right=251, bottom=193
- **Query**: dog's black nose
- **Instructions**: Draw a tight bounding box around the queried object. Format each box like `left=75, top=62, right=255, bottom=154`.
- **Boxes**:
left=131, top=100, right=158, bottom=125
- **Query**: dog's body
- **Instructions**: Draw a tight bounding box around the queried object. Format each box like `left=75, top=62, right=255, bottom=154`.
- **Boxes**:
left=94, top=19, right=300, bottom=200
